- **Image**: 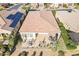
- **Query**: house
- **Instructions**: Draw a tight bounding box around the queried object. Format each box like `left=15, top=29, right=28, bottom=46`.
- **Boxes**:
left=0, top=9, right=25, bottom=46
left=0, top=16, right=11, bottom=33
left=0, top=10, right=25, bottom=34
left=0, top=15, right=6, bottom=28
left=56, top=10, right=79, bottom=43
left=0, top=3, right=9, bottom=8
left=19, top=11, right=60, bottom=47
left=30, top=3, right=39, bottom=9
left=38, top=3, right=44, bottom=10
left=56, top=10, right=79, bottom=32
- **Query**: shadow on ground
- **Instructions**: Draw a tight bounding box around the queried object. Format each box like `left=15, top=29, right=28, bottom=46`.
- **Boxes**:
left=67, top=30, right=79, bottom=44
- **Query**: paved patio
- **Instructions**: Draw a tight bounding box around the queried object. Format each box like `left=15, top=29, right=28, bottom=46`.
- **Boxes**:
left=11, top=41, right=57, bottom=56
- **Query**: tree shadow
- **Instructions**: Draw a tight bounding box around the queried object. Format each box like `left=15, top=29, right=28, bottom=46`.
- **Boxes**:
left=39, top=51, right=43, bottom=56
left=18, top=51, right=29, bottom=56
left=31, top=51, right=36, bottom=56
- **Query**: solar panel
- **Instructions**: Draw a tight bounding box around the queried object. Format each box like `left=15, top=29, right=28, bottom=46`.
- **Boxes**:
left=10, top=12, right=23, bottom=28
left=7, top=14, right=14, bottom=20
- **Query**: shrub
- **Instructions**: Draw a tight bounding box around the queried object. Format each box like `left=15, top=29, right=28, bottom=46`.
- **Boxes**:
left=0, top=52, right=3, bottom=56
left=63, top=4, right=68, bottom=8
left=5, top=51, right=10, bottom=56
left=0, top=47, right=6, bottom=53
left=58, top=50, right=65, bottom=56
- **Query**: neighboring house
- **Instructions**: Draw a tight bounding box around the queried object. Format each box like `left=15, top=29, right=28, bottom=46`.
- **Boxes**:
left=58, top=3, right=74, bottom=8
left=30, top=3, right=44, bottom=10
left=0, top=15, right=6, bottom=28
left=0, top=10, right=25, bottom=34
left=0, top=6, right=25, bottom=47
left=56, top=10, right=79, bottom=43
left=19, top=11, right=60, bottom=47
left=0, top=16, right=10, bottom=33
left=30, top=3, right=39, bottom=9
left=0, top=3, right=9, bottom=8
left=50, top=3, right=59, bottom=8
left=56, top=10, right=79, bottom=32
left=67, top=3, right=75, bottom=8
left=38, top=3, right=44, bottom=10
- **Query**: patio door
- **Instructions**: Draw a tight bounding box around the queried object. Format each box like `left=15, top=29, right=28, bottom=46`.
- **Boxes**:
left=26, top=32, right=35, bottom=40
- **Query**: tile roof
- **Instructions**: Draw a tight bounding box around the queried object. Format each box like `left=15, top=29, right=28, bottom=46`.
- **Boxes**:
left=56, top=10, right=79, bottom=32
left=0, top=15, right=6, bottom=26
left=19, top=11, right=60, bottom=33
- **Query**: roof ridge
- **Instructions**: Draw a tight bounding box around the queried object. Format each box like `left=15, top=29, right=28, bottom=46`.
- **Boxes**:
left=0, top=14, right=7, bottom=24
left=39, top=11, right=57, bottom=29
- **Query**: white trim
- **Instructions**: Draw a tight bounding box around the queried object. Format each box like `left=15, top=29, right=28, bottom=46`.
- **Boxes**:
left=20, top=32, right=48, bottom=34
left=38, top=33, right=48, bottom=34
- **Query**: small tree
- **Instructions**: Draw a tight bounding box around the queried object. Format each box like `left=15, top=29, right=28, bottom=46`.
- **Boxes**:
left=58, top=50, right=65, bottom=56
left=8, top=37, right=15, bottom=51
left=0, top=51, right=3, bottom=56
left=9, top=37, right=15, bottom=46
left=63, top=4, right=68, bottom=8
left=0, top=44, right=3, bottom=48
left=0, top=47, right=6, bottom=53
left=5, top=51, right=10, bottom=56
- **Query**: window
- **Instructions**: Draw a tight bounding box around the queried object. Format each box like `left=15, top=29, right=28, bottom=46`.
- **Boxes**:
left=27, top=33, right=33, bottom=37
left=29, top=34, right=33, bottom=37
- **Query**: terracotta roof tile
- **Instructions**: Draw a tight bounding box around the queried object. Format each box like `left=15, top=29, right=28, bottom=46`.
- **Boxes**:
left=19, top=11, right=60, bottom=33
